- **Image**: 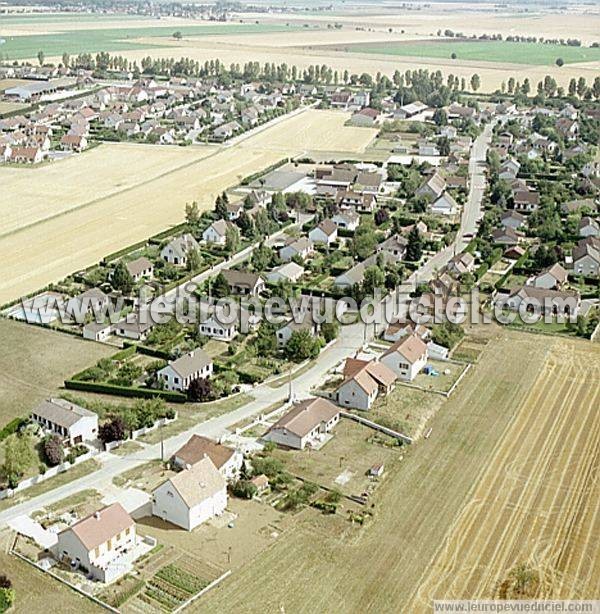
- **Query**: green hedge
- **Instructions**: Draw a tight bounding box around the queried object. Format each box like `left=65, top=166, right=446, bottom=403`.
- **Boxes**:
left=64, top=380, right=186, bottom=403
left=101, top=239, right=149, bottom=265
left=0, top=417, right=27, bottom=442
left=241, top=158, right=289, bottom=186
left=133, top=344, right=173, bottom=361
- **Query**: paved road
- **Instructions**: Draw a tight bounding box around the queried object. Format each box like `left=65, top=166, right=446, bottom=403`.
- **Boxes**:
left=0, top=125, right=491, bottom=524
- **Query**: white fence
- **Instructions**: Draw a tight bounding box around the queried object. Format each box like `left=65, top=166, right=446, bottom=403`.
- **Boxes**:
left=105, top=413, right=178, bottom=451
left=0, top=450, right=95, bottom=500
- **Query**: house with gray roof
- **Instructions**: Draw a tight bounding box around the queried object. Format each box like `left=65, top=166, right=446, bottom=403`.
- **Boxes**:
left=31, top=398, right=98, bottom=444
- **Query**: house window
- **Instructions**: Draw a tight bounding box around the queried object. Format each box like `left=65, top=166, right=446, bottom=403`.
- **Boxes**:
left=94, top=546, right=100, bottom=558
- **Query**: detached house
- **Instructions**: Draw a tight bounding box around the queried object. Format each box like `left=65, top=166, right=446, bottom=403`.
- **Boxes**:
left=572, top=237, right=600, bottom=277
left=202, top=219, right=232, bottom=246
left=172, top=434, right=242, bottom=482
left=125, top=256, right=154, bottom=282
left=199, top=314, right=239, bottom=341
left=266, top=398, right=340, bottom=450
left=279, top=237, right=313, bottom=262
left=54, top=503, right=136, bottom=583
left=579, top=217, right=599, bottom=238
left=530, top=263, right=568, bottom=290
left=308, top=219, right=338, bottom=246
left=161, top=233, right=199, bottom=266
left=157, top=348, right=213, bottom=392
left=431, top=192, right=459, bottom=216
left=380, top=334, right=428, bottom=381
left=31, top=398, right=98, bottom=445
left=336, top=358, right=396, bottom=411
left=416, top=172, right=446, bottom=201
left=332, top=210, right=360, bottom=231
left=221, top=269, right=265, bottom=296
left=152, top=457, right=227, bottom=531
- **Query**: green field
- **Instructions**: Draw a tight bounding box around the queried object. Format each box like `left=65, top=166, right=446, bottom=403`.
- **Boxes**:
left=335, top=40, right=600, bottom=66
left=0, top=23, right=299, bottom=60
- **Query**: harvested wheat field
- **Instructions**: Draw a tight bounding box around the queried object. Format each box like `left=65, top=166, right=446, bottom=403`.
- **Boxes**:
left=197, top=330, right=600, bottom=613
left=0, top=109, right=373, bottom=304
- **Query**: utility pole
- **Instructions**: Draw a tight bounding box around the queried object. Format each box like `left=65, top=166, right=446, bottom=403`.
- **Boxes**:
left=160, top=422, right=164, bottom=463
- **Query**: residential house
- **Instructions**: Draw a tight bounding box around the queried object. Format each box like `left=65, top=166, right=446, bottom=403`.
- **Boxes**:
left=221, top=269, right=266, bottom=296
left=308, top=219, right=338, bottom=246
left=60, top=134, right=88, bottom=152
left=157, top=349, right=213, bottom=392
left=279, top=237, right=314, bottom=262
left=335, top=358, right=396, bottom=411
left=266, top=398, right=340, bottom=450
left=202, top=219, right=233, bottom=246
left=152, top=457, right=227, bottom=531
left=513, top=188, right=540, bottom=212
left=54, top=503, right=136, bottom=583
left=501, top=210, right=526, bottom=230
left=266, top=262, right=305, bottom=284
left=431, top=192, right=459, bottom=216
left=394, top=101, right=428, bottom=119
left=126, top=256, right=154, bottom=282
left=334, top=253, right=393, bottom=289
left=31, top=398, right=98, bottom=444
left=579, top=217, right=599, bottom=238
left=171, top=434, right=242, bottom=481
left=161, top=233, right=200, bottom=266
left=9, top=146, right=43, bottom=164
left=114, top=313, right=154, bottom=341
left=380, top=334, right=428, bottom=381
left=530, top=263, right=568, bottom=290
left=499, top=158, right=520, bottom=180
left=416, top=172, right=446, bottom=201
left=556, top=118, right=579, bottom=141
left=503, top=286, right=580, bottom=317
left=350, top=107, right=380, bottom=127
left=199, top=315, right=239, bottom=341
left=383, top=321, right=430, bottom=343
left=276, top=313, right=318, bottom=348
left=377, top=234, right=407, bottom=261
left=491, top=227, right=520, bottom=246
left=446, top=252, right=475, bottom=277
left=331, top=210, right=360, bottom=231
left=572, top=237, right=600, bottom=277
left=83, top=322, right=113, bottom=343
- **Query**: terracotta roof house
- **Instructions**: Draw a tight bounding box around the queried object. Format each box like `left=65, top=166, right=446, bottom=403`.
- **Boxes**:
left=54, top=503, right=136, bottom=582
left=309, top=219, right=338, bottom=245
left=336, top=358, right=397, bottom=411
left=152, top=457, right=227, bottom=531
left=380, top=334, right=428, bottom=381
left=171, top=434, right=241, bottom=481
left=267, top=398, right=340, bottom=450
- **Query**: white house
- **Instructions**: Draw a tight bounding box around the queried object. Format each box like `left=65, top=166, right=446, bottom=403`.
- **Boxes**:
left=308, top=219, right=338, bottom=246
left=266, top=398, right=340, bottom=450
left=31, top=398, right=98, bottom=445
left=160, top=233, right=199, bottom=266
left=53, top=503, right=136, bottom=583
left=83, top=321, right=113, bottom=342
left=530, top=263, right=568, bottom=290
left=266, top=262, right=305, bottom=284
left=202, top=219, right=232, bottom=246
left=332, top=211, right=360, bottom=231
left=152, top=457, right=227, bottom=531
left=125, top=256, right=154, bottom=282
left=380, top=334, right=428, bottom=381
left=172, top=434, right=242, bottom=482
left=430, top=192, right=459, bottom=216
left=502, top=286, right=580, bottom=317
left=336, top=358, right=396, bottom=411
left=157, top=348, right=213, bottom=392
left=279, top=237, right=313, bottom=262
left=199, top=315, right=239, bottom=341
left=579, top=217, right=599, bottom=238
left=276, top=314, right=318, bottom=348
left=572, top=237, right=600, bottom=277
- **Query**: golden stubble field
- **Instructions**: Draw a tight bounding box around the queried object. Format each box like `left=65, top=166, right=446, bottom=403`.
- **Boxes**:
left=196, top=330, right=600, bottom=613
left=0, top=110, right=376, bottom=304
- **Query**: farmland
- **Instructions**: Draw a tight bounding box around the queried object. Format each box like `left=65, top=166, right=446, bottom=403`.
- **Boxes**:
left=197, top=329, right=600, bottom=612
left=333, top=40, right=600, bottom=66
left=0, top=319, right=113, bottom=427
left=0, top=109, right=376, bottom=304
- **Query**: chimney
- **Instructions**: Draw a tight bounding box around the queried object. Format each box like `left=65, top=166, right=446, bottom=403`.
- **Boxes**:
left=94, top=512, right=100, bottom=520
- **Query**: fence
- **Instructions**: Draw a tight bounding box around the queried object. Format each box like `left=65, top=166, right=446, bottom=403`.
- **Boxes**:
left=105, top=414, right=178, bottom=451
left=0, top=450, right=95, bottom=500
left=340, top=411, right=413, bottom=445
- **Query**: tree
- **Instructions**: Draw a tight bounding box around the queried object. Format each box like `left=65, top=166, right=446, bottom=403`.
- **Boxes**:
left=37, top=50, right=45, bottom=66
left=406, top=226, right=423, bottom=262
left=61, top=52, right=70, bottom=68
left=555, top=57, right=564, bottom=67
left=433, top=108, right=447, bottom=126
left=320, top=321, right=339, bottom=343
left=188, top=377, right=213, bottom=402
left=374, top=208, right=389, bottom=226
left=185, top=201, right=200, bottom=226
left=43, top=435, right=64, bottom=467
left=251, top=242, right=276, bottom=271
left=252, top=322, right=277, bottom=356
left=186, top=247, right=201, bottom=272
left=0, top=579, right=15, bottom=613
left=173, top=31, right=183, bottom=40
left=211, top=272, right=230, bottom=298
left=215, top=195, right=228, bottom=220
left=225, top=225, right=241, bottom=255
left=231, top=479, right=258, bottom=499
left=1, top=434, right=35, bottom=488
left=362, top=265, right=385, bottom=297
left=351, top=221, right=378, bottom=260
left=111, top=261, right=134, bottom=294
left=470, top=73, right=481, bottom=92
left=98, top=417, right=126, bottom=444
left=285, top=329, right=321, bottom=361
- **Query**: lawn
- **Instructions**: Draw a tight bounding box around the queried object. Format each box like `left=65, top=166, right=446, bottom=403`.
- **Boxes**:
left=340, top=40, right=600, bottom=66
left=0, top=319, right=113, bottom=429
left=0, top=23, right=300, bottom=60
left=271, top=420, right=403, bottom=497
